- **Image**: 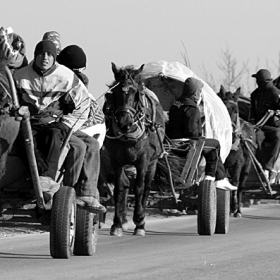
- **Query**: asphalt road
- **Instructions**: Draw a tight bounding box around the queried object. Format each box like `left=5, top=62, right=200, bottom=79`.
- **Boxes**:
left=0, top=204, right=280, bottom=280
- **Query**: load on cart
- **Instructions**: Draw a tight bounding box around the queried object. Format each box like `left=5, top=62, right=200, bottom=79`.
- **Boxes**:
left=138, top=61, right=236, bottom=235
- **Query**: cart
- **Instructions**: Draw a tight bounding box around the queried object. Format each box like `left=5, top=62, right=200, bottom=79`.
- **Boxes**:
left=0, top=66, right=99, bottom=259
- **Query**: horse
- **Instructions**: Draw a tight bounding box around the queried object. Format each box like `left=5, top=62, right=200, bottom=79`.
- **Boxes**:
left=218, top=85, right=256, bottom=217
left=102, top=62, right=166, bottom=236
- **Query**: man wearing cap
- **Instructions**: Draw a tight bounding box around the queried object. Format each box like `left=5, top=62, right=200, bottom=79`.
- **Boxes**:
left=167, top=77, right=237, bottom=191
left=250, top=69, right=280, bottom=180
left=13, top=40, right=106, bottom=213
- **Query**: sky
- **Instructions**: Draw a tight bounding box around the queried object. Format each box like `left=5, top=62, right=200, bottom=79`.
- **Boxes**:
left=2, top=0, right=280, bottom=100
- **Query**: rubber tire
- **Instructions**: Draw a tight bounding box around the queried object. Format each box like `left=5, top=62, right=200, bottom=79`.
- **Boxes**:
left=215, top=188, right=230, bottom=234
left=197, top=180, right=217, bottom=235
left=74, top=206, right=99, bottom=256
left=50, top=186, right=76, bottom=259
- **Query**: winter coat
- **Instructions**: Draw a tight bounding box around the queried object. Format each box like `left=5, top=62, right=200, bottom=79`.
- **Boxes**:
left=249, top=81, right=280, bottom=127
left=167, top=96, right=202, bottom=139
left=13, top=62, right=91, bottom=132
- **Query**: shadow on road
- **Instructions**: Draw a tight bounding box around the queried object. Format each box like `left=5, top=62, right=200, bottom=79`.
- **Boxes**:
left=0, top=252, right=50, bottom=259
left=99, top=228, right=197, bottom=237
left=242, top=215, right=280, bottom=220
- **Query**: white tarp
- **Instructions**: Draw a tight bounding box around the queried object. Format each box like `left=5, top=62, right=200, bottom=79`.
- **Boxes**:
left=138, top=60, right=232, bottom=162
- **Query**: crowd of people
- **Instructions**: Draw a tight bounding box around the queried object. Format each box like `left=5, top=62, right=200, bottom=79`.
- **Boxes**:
left=0, top=27, right=106, bottom=213
left=1, top=25, right=279, bottom=213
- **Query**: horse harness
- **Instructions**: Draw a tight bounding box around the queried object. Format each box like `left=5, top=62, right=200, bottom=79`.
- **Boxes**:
left=105, top=71, right=160, bottom=143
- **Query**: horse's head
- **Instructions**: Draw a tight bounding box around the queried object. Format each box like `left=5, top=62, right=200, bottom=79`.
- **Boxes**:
left=218, top=85, right=241, bottom=125
left=106, top=62, right=145, bottom=134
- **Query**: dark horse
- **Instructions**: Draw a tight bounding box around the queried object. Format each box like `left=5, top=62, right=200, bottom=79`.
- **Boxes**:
left=103, top=63, right=166, bottom=236
left=218, top=85, right=256, bottom=217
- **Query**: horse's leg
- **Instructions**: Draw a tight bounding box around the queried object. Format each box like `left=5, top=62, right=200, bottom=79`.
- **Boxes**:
left=235, top=162, right=251, bottom=217
left=133, top=160, right=157, bottom=236
left=110, top=166, right=126, bottom=237
left=132, top=162, right=148, bottom=236
left=229, top=163, right=242, bottom=217
left=121, top=187, right=129, bottom=231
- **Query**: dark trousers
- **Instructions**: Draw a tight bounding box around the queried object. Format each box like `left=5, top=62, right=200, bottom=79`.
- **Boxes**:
left=63, top=130, right=100, bottom=197
left=202, top=138, right=226, bottom=180
left=34, top=125, right=68, bottom=180
left=256, top=125, right=280, bottom=170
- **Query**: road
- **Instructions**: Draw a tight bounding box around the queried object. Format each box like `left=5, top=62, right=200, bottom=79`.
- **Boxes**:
left=0, top=204, right=280, bottom=280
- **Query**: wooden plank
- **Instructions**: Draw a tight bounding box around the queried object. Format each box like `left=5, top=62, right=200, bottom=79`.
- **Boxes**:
left=180, top=139, right=205, bottom=188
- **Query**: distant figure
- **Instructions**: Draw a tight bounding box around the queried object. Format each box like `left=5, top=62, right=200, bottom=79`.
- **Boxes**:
left=167, top=77, right=237, bottom=191
left=249, top=69, right=280, bottom=180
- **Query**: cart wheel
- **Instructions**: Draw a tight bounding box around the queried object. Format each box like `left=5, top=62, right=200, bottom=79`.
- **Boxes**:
left=215, top=188, right=230, bottom=234
left=74, top=206, right=99, bottom=256
left=197, top=180, right=217, bottom=235
left=50, top=185, right=76, bottom=259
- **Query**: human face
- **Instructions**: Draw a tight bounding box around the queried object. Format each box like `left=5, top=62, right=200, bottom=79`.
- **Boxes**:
left=35, top=51, right=54, bottom=71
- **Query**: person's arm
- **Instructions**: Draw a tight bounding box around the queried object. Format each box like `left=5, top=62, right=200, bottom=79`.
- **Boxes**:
left=183, top=107, right=200, bottom=138
left=0, top=28, right=26, bottom=68
left=61, top=81, right=91, bottom=132
left=248, top=92, right=256, bottom=124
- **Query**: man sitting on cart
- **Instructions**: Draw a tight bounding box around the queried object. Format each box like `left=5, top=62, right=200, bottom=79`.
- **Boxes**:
left=13, top=40, right=105, bottom=211
left=167, top=77, right=237, bottom=191
left=249, top=69, right=280, bottom=182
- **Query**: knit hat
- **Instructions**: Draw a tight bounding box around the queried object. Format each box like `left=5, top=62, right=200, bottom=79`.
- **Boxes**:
left=251, top=69, right=272, bottom=81
left=57, top=45, right=86, bottom=70
left=183, top=77, right=203, bottom=96
left=34, top=40, right=57, bottom=61
left=42, top=31, right=61, bottom=54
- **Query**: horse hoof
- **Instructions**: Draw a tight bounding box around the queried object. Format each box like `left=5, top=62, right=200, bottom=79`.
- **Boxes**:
left=234, top=212, right=242, bottom=218
left=122, top=222, right=129, bottom=231
left=110, top=226, right=123, bottom=237
left=133, top=229, right=145, bottom=236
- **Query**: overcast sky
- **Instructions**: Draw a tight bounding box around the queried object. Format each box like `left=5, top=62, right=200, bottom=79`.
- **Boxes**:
left=3, top=0, right=280, bottom=99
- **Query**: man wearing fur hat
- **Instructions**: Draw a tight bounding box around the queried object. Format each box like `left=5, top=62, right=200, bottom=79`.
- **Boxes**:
left=167, top=77, right=237, bottom=191
left=13, top=40, right=106, bottom=213
left=249, top=69, right=280, bottom=181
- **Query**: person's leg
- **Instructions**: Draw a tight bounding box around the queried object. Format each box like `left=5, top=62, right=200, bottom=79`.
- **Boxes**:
left=73, top=130, right=100, bottom=197
left=73, top=130, right=106, bottom=213
left=36, top=127, right=64, bottom=180
left=262, top=126, right=280, bottom=171
left=202, top=138, right=221, bottom=178
left=63, top=134, right=87, bottom=187
left=202, top=138, right=236, bottom=190
left=255, top=129, right=265, bottom=165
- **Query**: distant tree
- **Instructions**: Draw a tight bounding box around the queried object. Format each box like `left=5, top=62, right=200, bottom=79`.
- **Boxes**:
left=217, top=47, right=248, bottom=93
left=180, top=41, right=191, bottom=69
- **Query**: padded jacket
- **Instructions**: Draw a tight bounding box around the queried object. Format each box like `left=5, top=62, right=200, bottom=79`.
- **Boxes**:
left=167, top=96, right=202, bottom=139
left=249, top=81, right=280, bottom=127
left=13, top=62, right=90, bottom=132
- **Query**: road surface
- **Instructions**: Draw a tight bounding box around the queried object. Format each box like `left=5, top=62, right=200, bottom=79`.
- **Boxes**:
left=0, top=204, right=280, bottom=280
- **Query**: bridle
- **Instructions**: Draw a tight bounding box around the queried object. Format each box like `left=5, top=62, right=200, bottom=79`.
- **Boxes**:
left=105, top=70, right=150, bottom=141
